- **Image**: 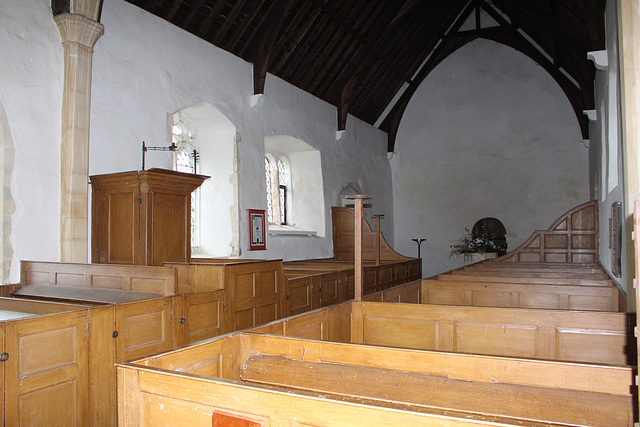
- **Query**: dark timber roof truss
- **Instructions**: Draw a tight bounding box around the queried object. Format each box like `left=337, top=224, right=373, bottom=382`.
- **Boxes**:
left=120, top=0, right=606, bottom=151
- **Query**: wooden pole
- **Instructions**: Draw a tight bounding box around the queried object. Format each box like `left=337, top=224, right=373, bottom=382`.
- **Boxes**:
left=347, top=194, right=371, bottom=301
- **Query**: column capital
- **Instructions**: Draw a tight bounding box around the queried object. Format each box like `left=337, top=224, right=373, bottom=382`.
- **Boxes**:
left=54, top=13, right=104, bottom=50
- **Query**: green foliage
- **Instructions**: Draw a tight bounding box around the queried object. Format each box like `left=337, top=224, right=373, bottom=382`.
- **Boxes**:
left=450, top=226, right=507, bottom=256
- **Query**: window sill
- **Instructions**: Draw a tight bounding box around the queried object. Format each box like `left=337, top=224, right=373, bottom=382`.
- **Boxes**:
left=268, top=225, right=317, bottom=237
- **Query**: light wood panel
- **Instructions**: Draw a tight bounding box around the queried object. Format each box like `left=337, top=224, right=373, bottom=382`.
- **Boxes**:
left=21, top=260, right=176, bottom=296
left=227, top=260, right=285, bottom=331
left=181, top=290, right=226, bottom=344
left=91, top=169, right=207, bottom=266
left=247, top=300, right=632, bottom=365
left=5, top=310, right=89, bottom=426
left=422, top=279, right=621, bottom=311
left=241, top=354, right=630, bottom=426
left=352, top=301, right=633, bottom=365
left=332, top=206, right=419, bottom=263
left=119, top=332, right=635, bottom=426
left=498, top=201, right=598, bottom=263
left=114, top=297, right=176, bottom=362
left=437, top=272, right=613, bottom=287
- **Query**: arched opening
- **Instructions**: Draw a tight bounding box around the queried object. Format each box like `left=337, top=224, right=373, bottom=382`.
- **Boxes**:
left=472, top=217, right=507, bottom=255
left=264, top=136, right=324, bottom=236
left=173, top=103, right=239, bottom=257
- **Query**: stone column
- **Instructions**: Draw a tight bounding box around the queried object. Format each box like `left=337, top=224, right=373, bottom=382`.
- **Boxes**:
left=55, top=13, right=104, bottom=263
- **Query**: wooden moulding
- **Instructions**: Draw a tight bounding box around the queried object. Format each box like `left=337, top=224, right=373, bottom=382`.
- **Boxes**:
left=119, top=332, right=634, bottom=426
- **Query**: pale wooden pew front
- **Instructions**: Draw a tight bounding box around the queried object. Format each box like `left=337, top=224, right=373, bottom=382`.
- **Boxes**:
left=0, top=297, right=92, bottom=426
left=438, top=271, right=614, bottom=287
left=20, top=260, right=176, bottom=295
left=251, top=300, right=634, bottom=365
left=119, top=332, right=635, bottom=426
left=423, top=278, right=621, bottom=311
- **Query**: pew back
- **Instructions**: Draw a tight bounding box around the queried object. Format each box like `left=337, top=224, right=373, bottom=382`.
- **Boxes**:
left=20, top=261, right=176, bottom=296
left=423, top=279, right=621, bottom=311
left=120, top=332, right=634, bottom=426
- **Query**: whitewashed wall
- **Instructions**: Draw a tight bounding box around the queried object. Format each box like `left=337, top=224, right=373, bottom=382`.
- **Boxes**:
left=391, top=39, right=590, bottom=277
left=590, top=0, right=625, bottom=291
left=0, top=0, right=63, bottom=282
left=0, top=0, right=393, bottom=281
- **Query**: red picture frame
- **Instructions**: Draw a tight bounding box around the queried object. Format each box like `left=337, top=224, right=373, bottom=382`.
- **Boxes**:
left=248, top=209, right=267, bottom=250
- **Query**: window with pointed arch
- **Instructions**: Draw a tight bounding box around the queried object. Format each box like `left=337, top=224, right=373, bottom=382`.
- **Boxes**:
left=264, top=154, right=289, bottom=225
left=171, top=115, right=200, bottom=248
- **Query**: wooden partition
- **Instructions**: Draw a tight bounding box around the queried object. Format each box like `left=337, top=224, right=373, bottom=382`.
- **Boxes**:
left=249, top=300, right=633, bottom=365
left=20, top=261, right=176, bottom=296
left=423, top=278, right=621, bottom=311
left=437, top=271, right=614, bottom=287
left=352, top=301, right=633, bottom=365
left=119, top=332, right=635, bottom=426
left=331, top=206, right=419, bottom=263
left=497, top=200, right=599, bottom=264
left=0, top=298, right=91, bottom=425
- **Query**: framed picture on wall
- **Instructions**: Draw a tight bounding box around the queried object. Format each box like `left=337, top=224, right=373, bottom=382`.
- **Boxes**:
left=248, top=209, right=267, bottom=250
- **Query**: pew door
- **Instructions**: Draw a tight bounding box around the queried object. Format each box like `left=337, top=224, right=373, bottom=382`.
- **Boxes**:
left=182, top=291, right=226, bottom=344
left=4, top=311, right=89, bottom=426
left=114, top=297, right=176, bottom=362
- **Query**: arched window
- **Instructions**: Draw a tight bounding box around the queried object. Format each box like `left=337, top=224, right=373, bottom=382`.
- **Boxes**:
left=171, top=114, right=200, bottom=248
left=265, top=154, right=288, bottom=225
left=277, top=157, right=290, bottom=225
left=264, top=136, right=324, bottom=236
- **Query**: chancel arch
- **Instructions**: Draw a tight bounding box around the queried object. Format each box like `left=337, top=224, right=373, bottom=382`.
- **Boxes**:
left=172, top=103, right=239, bottom=257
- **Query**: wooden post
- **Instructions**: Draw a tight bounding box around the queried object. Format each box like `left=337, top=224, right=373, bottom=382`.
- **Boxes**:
left=346, top=194, right=371, bottom=301
left=372, top=214, right=384, bottom=266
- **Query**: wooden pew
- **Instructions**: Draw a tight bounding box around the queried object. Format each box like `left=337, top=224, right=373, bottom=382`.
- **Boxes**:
left=0, top=297, right=92, bottom=426
left=250, top=300, right=634, bottom=365
left=119, top=332, right=635, bottom=426
left=422, top=278, right=621, bottom=311
left=20, top=261, right=176, bottom=295
left=8, top=262, right=183, bottom=426
left=437, top=272, right=614, bottom=287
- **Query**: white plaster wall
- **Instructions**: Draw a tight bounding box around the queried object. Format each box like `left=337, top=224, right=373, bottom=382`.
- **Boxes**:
left=392, top=39, right=590, bottom=276
left=89, top=0, right=392, bottom=262
left=0, top=0, right=63, bottom=282
left=592, top=0, right=624, bottom=289
left=0, top=0, right=394, bottom=280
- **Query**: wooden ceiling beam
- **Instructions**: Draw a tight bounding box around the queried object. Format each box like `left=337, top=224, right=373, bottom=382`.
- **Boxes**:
left=337, top=0, right=444, bottom=130
left=379, top=1, right=478, bottom=151
left=575, top=0, right=606, bottom=49
left=212, top=0, right=248, bottom=46
left=245, top=0, right=293, bottom=94
left=381, top=34, right=477, bottom=151
left=268, top=5, right=322, bottom=73
left=309, top=1, right=381, bottom=94
left=227, top=1, right=264, bottom=52
left=181, top=0, right=207, bottom=30
left=198, top=0, right=228, bottom=38
left=164, top=0, right=183, bottom=21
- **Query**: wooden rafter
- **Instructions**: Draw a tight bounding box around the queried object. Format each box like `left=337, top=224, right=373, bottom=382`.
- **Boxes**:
left=124, top=0, right=605, bottom=148
left=245, top=0, right=293, bottom=95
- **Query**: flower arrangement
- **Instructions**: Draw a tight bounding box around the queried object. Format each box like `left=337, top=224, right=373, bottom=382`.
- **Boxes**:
left=450, top=226, right=506, bottom=256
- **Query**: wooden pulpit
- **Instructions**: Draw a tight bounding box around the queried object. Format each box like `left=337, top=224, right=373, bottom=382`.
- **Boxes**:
left=91, top=168, right=208, bottom=266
